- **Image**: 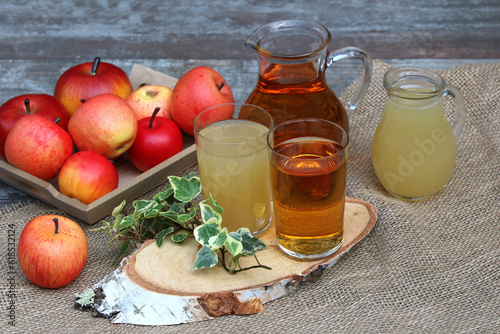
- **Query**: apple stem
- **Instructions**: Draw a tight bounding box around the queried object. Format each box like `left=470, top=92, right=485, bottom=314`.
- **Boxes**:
left=91, top=57, right=101, bottom=76
left=24, top=99, right=31, bottom=114
left=146, top=90, right=158, bottom=98
left=53, top=218, right=59, bottom=234
left=80, top=98, right=87, bottom=103
left=54, top=117, right=61, bottom=124
left=217, top=81, right=226, bottom=91
left=149, top=107, right=162, bottom=129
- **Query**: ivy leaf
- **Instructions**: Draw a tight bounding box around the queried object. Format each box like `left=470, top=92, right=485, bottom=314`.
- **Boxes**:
left=156, top=227, right=175, bottom=248
left=207, top=193, right=224, bottom=214
left=228, top=231, right=242, bottom=242
left=193, top=245, right=219, bottom=270
left=171, top=232, right=188, bottom=243
left=199, top=201, right=222, bottom=224
left=208, top=228, right=228, bottom=251
left=224, top=233, right=244, bottom=257
left=132, top=200, right=153, bottom=218
left=194, top=223, right=221, bottom=245
left=238, top=228, right=268, bottom=256
left=168, top=175, right=201, bottom=202
left=178, top=207, right=196, bottom=222
left=118, top=215, right=134, bottom=230
left=112, top=200, right=126, bottom=217
left=153, top=186, right=174, bottom=202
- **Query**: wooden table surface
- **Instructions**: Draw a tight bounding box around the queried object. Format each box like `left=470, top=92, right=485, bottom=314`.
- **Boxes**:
left=1, top=0, right=499, bottom=211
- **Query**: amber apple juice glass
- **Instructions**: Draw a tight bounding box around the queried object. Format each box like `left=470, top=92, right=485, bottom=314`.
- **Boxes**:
left=268, top=118, right=348, bottom=259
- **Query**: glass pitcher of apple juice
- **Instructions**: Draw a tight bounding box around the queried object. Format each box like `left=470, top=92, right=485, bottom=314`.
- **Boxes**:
left=371, top=67, right=466, bottom=200
left=242, top=20, right=372, bottom=135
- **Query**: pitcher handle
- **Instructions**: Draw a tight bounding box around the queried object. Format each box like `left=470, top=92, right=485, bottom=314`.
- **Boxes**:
left=327, top=47, right=373, bottom=110
left=444, top=84, right=467, bottom=139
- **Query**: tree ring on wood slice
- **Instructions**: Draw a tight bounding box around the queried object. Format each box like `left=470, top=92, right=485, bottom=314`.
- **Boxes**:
left=89, top=198, right=377, bottom=326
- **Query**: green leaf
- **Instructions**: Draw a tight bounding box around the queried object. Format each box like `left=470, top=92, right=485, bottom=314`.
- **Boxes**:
left=156, top=227, right=175, bottom=248
left=118, top=215, right=134, bottom=230
left=194, top=223, right=221, bottom=245
left=112, top=240, right=131, bottom=265
left=168, top=175, right=201, bottom=202
left=132, top=200, right=153, bottom=218
left=172, top=232, right=188, bottom=243
left=208, top=228, right=228, bottom=251
left=224, top=233, right=244, bottom=256
left=178, top=207, right=196, bottom=222
left=207, top=193, right=224, bottom=214
left=193, top=245, right=219, bottom=270
left=112, top=200, right=126, bottom=217
left=238, top=228, right=268, bottom=255
left=153, top=186, right=174, bottom=202
left=199, top=201, right=222, bottom=224
left=228, top=231, right=242, bottom=242
left=169, top=202, right=184, bottom=214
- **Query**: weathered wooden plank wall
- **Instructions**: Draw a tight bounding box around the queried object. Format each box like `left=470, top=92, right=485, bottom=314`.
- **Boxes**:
left=1, top=0, right=499, bottom=60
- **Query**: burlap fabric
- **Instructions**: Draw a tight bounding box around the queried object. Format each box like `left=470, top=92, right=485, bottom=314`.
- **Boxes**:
left=1, top=60, right=498, bottom=333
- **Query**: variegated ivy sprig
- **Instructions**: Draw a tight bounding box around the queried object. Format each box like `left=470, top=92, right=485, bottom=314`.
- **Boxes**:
left=93, top=173, right=271, bottom=274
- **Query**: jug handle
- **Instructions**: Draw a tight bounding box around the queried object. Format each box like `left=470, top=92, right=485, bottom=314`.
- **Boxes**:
left=444, top=84, right=467, bottom=139
left=327, top=47, right=373, bottom=110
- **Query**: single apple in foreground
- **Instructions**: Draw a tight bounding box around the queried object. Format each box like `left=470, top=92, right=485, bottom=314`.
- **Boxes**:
left=127, top=107, right=184, bottom=172
left=170, top=66, right=234, bottom=135
left=54, top=57, right=133, bottom=115
left=5, top=115, right=74, bottom=181
left=58, top=151, right=119, bottom=204
left=18, top=215, right=88, bottom=288
left=126, top=84, right=173, bottom=120
left=68, top=94, right=137, bottom=160
left=0, top=94, right=70, bottom=159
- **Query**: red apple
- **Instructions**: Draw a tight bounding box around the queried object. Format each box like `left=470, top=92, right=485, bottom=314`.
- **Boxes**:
left=58, top=151, right=119, bottom=204
left=5, top=115, right=74, bottom=181
left=0, top=94, right=70, bottom=159
left=127, top=107, right=183, bottom=172
left=54, top=57, right=133, bottom=115
left=18, top=215, right=88, bottom=288
left=170, top=66, right=234, bottom=135
left=68, top=94, right=137, bottom=160
left=126, top=84, right=173, bottom=120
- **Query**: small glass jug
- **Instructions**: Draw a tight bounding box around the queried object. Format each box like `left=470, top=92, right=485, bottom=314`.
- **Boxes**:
left=242, top=20, right=372, bottom=134
left=371, top=67, right=466, bottom=200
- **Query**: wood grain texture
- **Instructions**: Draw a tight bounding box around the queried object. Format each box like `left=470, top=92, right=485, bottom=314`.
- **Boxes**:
left=1, top=0, right=499, bottom=60
left=90, top=198, right=377, bottom=325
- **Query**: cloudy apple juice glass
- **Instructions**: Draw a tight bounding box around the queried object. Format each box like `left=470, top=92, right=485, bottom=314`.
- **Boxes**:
left=268, top=118, right=348, bottom=259
left=194, top=103, right=274, bottom=236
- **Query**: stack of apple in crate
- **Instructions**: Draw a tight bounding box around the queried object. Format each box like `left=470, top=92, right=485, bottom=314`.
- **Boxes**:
left=1, top=58, right=234, bottom=288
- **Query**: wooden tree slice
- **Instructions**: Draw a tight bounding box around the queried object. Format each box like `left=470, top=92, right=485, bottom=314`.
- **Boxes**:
left=91, top=198, right=377, bottom=325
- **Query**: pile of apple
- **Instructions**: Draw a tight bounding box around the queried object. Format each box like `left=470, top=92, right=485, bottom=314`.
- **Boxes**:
left=0, top=57, right=234, bottom=205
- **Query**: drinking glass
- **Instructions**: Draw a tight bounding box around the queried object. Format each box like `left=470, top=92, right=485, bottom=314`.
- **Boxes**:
left=267, top=118, right=348, bottom=259
left=194, top=103, right=274, bottom=235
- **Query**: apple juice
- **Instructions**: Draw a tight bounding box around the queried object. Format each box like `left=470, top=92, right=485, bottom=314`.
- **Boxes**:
left=270, top=138, right=346, bottom=258
left=371, top=88, right=457, bottom=199
left=196, top=119, right=272, bottom=235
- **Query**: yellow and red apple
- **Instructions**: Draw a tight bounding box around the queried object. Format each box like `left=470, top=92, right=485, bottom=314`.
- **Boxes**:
left=5, top=114, right=74, bottom=181
left=0, top=94, right=70, bottom=159
left=54, top=57, right=133, bottom=115
left=68, top=94, right=137, bottom=160
left=18, top=215, right=88, bottom=288
left=126, top=84, right=173, bottom=120
left=170, top=66, right=234, bottom=135
left=58, top=151, right=119, bottom=204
